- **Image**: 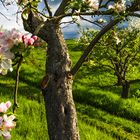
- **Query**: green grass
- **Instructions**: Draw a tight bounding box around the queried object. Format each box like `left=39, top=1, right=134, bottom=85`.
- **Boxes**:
left=1, top=40, right=140, bottom=139
left=74, top=88, right=140, bottom=122
left=77, top=103, right=140, bottom=139
left=11, top=98, right=48, bottom=140
left=0, top=47, right=48, bottom=140
left=78, top=120, right=114, bottom=140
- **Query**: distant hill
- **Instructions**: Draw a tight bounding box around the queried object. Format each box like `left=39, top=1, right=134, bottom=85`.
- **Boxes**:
left=63, top=31, right=79, bottom=39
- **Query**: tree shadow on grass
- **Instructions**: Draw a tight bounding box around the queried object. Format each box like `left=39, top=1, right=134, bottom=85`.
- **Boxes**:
left=74, top=77, right=122, bottom=96
left=0, top=82, right=42, bottom=102
left=2, top=70, right=42, bottom=89
left=73, top=88, right=140, bottom=122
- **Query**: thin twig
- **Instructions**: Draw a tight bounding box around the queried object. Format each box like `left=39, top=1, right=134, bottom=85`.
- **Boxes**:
left=13, top=55, right=23, bottom=113
left=0, top=0, right=8, bottom=10
left=79, top=15, right=104, bottom=29
left=0, top=11, right=10, bottom=20
left=31, top=6, right=50, bottom=19
left=44, top=0, right=52, bottom=17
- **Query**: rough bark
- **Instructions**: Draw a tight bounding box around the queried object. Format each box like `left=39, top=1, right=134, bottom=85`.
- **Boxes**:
left=41, top=22, right=80, bottom=140
left=22, top=12, right=80, bottom=140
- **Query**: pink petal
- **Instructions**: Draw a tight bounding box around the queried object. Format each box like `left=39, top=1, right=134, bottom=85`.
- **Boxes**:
left=28, top=38, right=35, bottom=45
left=2, top=131, right=11, bottom=140
left=0, top=103, right=7, bottom=113
left=8, top=115, right=15, bottom=121
left=32, top=36, right=38, bottom=41
left=5, top=101, right=11, bottom=109
left=0, top=32, right=3, bottom=37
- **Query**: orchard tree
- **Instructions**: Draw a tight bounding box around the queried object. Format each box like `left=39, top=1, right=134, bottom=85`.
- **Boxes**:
left=78, top=28, right=140, bottom=98
left=1, top=0, right=140, bottom=140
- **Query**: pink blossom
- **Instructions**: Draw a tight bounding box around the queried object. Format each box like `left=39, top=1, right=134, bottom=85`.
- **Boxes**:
left=32, top=36, right=38, bottom=41
left=22, top=35, right=36, bottom=46
left=5, top=101, right=11, bottom=109
left=0, top=32, right=3, bottom=37
left=0, top=29, right=23, bottom=49
left=22, top=35, right=26, bottom=42
left=0, top=47, right=14, bottom=59
left=0, top=101, right=11, bottom=113
left=22, top=35, right=29, bottom=45
left=0, top=47, right=14, bottom=75
left=0, top=103, right=8, bottom=113
left=0, top=116, right=3, bottom=128
left=11, top=30, right=23, bottom=43
left=0, top=116, right=3, bottom=122
left=3, top=121, right=16, bottom=130
left=17, top=33, right=23, bottom=42
left=0, top=29, right=37, bottom=75
left=2, top=131, right=11, bottom=140
left=0, top=101, right=16, bottom=140
left=3, top=115, right=16, bottom=130
left=28, top=38, right=35, bottom=45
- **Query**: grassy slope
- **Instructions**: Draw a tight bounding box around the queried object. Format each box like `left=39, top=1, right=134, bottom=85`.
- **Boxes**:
left=0, top=40, right=140, bottom=139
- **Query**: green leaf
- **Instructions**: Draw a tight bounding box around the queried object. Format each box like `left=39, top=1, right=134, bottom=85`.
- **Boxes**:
left=22, top=8, right=30, bottom=20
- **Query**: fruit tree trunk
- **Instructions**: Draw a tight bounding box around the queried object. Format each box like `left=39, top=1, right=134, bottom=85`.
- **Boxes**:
left=41, top=21, right=80, bottom=140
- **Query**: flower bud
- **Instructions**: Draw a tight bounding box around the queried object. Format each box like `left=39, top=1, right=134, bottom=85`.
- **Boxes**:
left=0, top=103, right=7, bottom=113
left=28, top=38, right=35, bottom=45
left=32, top=36, right=38, bottom=41
left=5, top=101, right=11, bottom=109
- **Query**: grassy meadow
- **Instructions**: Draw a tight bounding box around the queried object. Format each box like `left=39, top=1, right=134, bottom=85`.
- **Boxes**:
left=0, top=39, right=140, bottom=140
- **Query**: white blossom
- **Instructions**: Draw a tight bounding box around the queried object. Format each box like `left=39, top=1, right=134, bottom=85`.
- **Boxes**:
left=108, top=0, right=126, bottom=13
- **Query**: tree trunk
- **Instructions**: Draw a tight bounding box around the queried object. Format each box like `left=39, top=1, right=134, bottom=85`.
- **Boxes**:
left=116, top=75, right=123, bottom=86
left=114, top=63, right=123, bottom=86
left=121, top=80, right=130, bottom=98
left=22, top=12, right=80, bottom=140
left=41, top=22, right=80, bottom=140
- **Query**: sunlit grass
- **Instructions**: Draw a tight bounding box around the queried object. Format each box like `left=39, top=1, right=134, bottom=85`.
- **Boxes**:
left=1, top=40, right=140, bottom=139
left=77, top=103, right=140, bottom=139
left=79, top=120, right=114, bottom=140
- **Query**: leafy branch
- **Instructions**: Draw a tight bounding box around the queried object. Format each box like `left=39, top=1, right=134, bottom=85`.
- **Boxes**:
left=71, top=18, right=121, bottom=75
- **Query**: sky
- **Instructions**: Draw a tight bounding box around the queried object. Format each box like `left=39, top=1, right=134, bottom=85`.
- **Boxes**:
left=0, top=0, right=101, bottom=39
left=0, top=1, right=59, bottom=33
left=0, top=3, right=24, bottom=31
left=0, top=0, right=137, bottom=39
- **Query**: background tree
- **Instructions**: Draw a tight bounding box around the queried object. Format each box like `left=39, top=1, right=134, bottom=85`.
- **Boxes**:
left=1, top=0, right=140, bottom=139
left=78, top=28, right=140, bottom=98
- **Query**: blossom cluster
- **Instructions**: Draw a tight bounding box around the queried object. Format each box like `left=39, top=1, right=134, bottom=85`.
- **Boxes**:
left=83, top=0, right=99, bottom=10
left=82, top=0, right=126, bottom=12
left=108, top=0, right=126, bottom=13
left=0, top=29, right=37, bottom=75
left=0, top=101, right=16, bottom=140
left=113, top=32, right=121, bottom=45
left=22, top=35, right=38, bottom=46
